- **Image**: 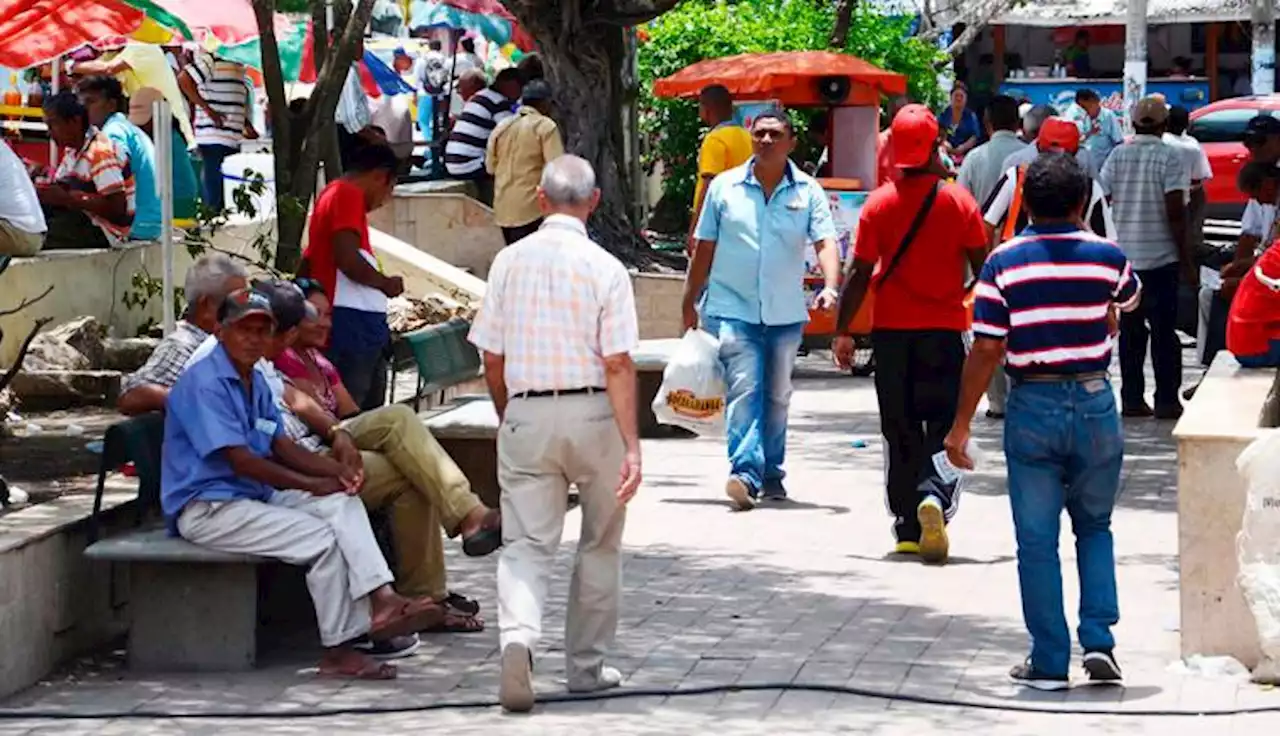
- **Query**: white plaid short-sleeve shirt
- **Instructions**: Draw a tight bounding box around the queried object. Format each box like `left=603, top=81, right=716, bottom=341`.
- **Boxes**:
left=469, top=214, right=639, bottom=395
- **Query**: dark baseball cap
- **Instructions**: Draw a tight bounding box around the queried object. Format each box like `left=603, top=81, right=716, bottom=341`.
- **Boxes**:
left=522, top=79, right=552, bottom=103
left=1245, top=114, right=1280, bottom=145
left=218, top=288, right=276, bottom=327
left=252, top=279, right=314, bottom=332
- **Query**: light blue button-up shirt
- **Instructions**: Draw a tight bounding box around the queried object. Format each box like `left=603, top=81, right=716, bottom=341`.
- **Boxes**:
left=161, top=342, right=284, bottom=535
left=694, top=159, right=836, bottom=326
left=1066, top=103, right=1125, bottom=169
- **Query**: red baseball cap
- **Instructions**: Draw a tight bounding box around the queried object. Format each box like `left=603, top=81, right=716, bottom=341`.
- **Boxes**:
left=891, top=104, right=940, bottom=169
left=1037, top=117, right=1081, bottom=154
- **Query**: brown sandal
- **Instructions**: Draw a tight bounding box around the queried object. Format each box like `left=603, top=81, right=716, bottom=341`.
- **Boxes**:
left=318, top=651, right=398, bottom=680
left=370, top=597, right=446, bottom=640
left=423, top=607, right=485, bottom=634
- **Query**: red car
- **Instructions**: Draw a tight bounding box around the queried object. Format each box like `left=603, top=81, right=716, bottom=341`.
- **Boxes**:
left=1190, top=94, right=1280, bottom=218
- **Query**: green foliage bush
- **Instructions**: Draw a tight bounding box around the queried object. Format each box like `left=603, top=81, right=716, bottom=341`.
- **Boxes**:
left=638, top=0, right=947, bottom=220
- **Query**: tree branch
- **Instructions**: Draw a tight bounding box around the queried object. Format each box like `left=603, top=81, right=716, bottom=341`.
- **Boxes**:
left=252, top=0, right=292, bottom=196
left=0, top=286, right=54, bottom=318
left=304, top=0, right=376, bottom=127
left=829, top=0, right=855, bottom=48
left=0, top=317, right=53, bottom=395
left=588, top=0, right=685, bottom=26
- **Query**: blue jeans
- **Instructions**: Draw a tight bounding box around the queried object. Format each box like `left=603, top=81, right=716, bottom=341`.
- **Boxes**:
left=1236, top=339, right=1280, bottom=368
left=713, top=318, right=805, bottom=495
left=199, top=144, right=238, bottom=213
left=1005, top=377, right=1124, bottom=676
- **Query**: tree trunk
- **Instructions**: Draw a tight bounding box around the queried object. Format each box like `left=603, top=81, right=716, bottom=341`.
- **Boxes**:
left=829, top=0, right=855, bottom=48
left=517, top=20, right=650, bottom=263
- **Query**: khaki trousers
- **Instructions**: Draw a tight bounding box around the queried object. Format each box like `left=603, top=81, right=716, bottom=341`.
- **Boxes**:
left=0, top=220, right=43, bottom=257
left=341, top=404, right=484, bottom=599
left=496, top=393, right=627, bottom=686
left=178, top=490, right=394, bottom=647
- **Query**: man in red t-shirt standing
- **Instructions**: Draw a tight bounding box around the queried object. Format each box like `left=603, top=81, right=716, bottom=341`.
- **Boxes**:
left=302, top=144, right=404, bottom=410
left=833, top=105, right=990, bottom=565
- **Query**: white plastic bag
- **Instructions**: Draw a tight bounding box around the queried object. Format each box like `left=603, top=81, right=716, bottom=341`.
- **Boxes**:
left=1236, top=428, right=1280, bottom=683
left=651, top=329, right=726, bottom=436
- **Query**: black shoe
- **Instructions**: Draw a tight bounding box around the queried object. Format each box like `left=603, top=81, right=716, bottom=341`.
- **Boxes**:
left=1082, top=650, right=1123, bottom=685
left=1182, top=384, right=1199, bottom=402
left=760, top=481, right=789, bottom=502
left=1121, top=402, right=1154, bottom=418
left=1154, top=403, right=1184, bottom=421
left=353, top=633, right=421, bottom=660
left=985, top=410, right=1005, bottom=420
left=1009, top=659, right=1069, bottom=691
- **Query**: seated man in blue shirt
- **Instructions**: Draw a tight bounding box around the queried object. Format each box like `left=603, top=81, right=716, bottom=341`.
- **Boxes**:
left=162, top=288, right=445, bottom=679
left=77, top=75, right=161, bottom=240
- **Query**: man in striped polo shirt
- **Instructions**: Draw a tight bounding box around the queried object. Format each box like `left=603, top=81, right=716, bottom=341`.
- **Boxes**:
left=945, top=152, right=1141, bottom=691
left=444, top=69, right=521, bottom=204
left=179, top=52, right=252, bottom=212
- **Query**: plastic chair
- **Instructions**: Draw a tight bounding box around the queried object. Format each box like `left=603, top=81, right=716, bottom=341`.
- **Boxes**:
left=88, top=413, right=165, bottom=542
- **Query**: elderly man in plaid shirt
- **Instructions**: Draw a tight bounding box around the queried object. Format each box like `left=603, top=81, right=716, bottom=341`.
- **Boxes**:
left=469, top=154, right=642, bottom=713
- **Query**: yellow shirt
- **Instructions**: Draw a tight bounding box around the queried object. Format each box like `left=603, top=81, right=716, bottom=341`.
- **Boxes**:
left=693, top=123, right=753, bottom=211
left=114, top=44, right=196, bottom=148
left=486, top=107, right=565, bottom=228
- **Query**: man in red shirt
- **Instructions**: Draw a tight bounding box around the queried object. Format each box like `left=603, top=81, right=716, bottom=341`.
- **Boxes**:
left=1228, top=243, right=1280, bottom=367
left=301, top=144, right=404, bottom=410
left=834, top=104, right=989, bottom=565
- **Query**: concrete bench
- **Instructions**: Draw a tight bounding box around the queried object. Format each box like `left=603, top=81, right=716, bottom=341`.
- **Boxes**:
left=84, top=528, right=270, bottom=671
left=425, top=396, right=501, bottom=509
left=1175, top=353, right=1280, bottom=670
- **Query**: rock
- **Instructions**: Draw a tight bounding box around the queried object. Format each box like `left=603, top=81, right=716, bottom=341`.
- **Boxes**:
left=7, top=370, right=120, bottom=411
left=23, top=317, right=107, bottom=371
left=101, top=337, right=160, bottom=373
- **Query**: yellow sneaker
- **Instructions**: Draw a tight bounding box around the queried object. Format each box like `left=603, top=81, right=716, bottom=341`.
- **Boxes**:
left=917, top=498, right=949, bottom=564
left=894, top=541, right=920, bottom=555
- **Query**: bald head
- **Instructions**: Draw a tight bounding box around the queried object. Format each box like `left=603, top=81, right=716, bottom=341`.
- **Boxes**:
left=458, top=69, right=486, bottom=100
left=537, top=154, right=600, bottom=221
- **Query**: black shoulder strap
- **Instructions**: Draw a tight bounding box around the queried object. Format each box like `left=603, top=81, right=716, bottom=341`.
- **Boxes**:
left=878, top=182, right=940, bottom=288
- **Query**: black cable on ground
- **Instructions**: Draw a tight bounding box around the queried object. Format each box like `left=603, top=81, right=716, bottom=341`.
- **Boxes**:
left=0, top=680, right=1274, bottom=720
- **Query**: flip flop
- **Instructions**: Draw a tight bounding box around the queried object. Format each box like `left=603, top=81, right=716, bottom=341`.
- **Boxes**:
left=443, top=591, right=480, bottom=617
left=461, top=509, right=502, bottom=557
left=318, top=656, right=398, bottom=680
left=369, top=598, right=446, bottom=641
left=422, top=608, right=485, bottom=634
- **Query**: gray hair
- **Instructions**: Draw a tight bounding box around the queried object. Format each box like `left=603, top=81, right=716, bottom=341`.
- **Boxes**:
left=539, top=154, right=596, bottom=207
left=1023, top=103, right=1057, bottom=139
left=184, top=253, right=247, bottom=309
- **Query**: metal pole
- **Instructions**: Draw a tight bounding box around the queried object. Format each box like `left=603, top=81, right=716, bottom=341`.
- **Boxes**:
left=1253, top=0, right=1276, bottom=95
left=49, top=56, right=60, bottom=169
left=155, top=99, right=175, bottom=335
left=1122, top=0, right=1149, bottom=133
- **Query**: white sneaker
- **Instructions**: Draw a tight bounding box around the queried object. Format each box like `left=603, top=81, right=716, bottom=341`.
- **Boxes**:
left=568, top=665, right=622, bottom=693
left=499, top=643, right=535, bottom=713
left=725, top=476, right=756, bottom=511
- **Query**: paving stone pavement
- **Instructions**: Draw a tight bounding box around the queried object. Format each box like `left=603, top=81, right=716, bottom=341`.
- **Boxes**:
left=2, top=351, right=1277, bottom=735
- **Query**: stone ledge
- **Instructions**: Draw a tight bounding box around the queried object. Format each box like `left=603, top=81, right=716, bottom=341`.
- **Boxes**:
left=0, top=480, right=135, bottom=556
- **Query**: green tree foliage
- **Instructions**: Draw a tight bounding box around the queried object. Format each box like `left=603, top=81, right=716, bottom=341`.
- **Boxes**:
left=638, top=0, right=946, bottom=210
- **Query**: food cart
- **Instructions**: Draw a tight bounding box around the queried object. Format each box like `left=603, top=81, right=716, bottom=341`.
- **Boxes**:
left=652, top=51, right=907, bottom=374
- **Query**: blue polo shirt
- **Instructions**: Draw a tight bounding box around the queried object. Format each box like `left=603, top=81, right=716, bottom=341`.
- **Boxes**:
left=161, top=342, right=285, bottom=535
left=101, top=112, right=161, bottom=240
left=693, top=159, right=836, bottom=326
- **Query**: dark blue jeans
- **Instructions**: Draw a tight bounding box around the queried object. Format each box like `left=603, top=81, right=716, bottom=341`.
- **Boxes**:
left=199, top=144, right=238, bottom=213
left=1005, top=377, right=1124, bottom=677
left=1236, top=339, right=1280, bottom=368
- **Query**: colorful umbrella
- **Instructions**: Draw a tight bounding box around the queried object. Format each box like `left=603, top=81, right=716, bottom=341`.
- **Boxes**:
left=297, top=22, right=413, bottom=96
left=408, top=0, right=532, bottom=50
left=0, top=0, right=144, bottom=68
left=653, top=51, right=908, bottom=101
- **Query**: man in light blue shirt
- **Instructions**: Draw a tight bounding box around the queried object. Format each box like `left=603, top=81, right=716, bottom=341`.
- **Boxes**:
left=682, top=112, right=841, bottom=510
left=1068, top=89, right=1125, bottom=174
left=77, top=75, right=161, bottom=240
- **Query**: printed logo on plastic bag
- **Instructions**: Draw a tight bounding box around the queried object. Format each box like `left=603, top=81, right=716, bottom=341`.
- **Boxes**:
left=652, top=329, right=727, bottom=437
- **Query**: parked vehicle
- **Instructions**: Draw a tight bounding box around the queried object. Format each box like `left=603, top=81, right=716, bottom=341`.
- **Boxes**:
left=1190, top=94, right=1280, bottom=219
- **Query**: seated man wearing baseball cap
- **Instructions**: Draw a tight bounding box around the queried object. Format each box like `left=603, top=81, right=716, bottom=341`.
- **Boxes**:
left=162, top=287, right=445, bottom=679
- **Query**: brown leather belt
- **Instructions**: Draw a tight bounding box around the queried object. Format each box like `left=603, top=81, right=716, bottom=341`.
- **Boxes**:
left=1018, top=371, right=1108, bottom=383
left=513, top=386, right=606, bottom=399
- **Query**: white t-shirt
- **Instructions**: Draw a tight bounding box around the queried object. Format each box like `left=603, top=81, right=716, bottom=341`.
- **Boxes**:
left=0, top=141, right=47, bottom=235
left=1242, top=199, right=1278, bottom=240
left=335, top=250, right=390, bottom=314
left=982, top=163, right=1116, bottom=241
left=1162, top=132, right=1214, bottom=204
